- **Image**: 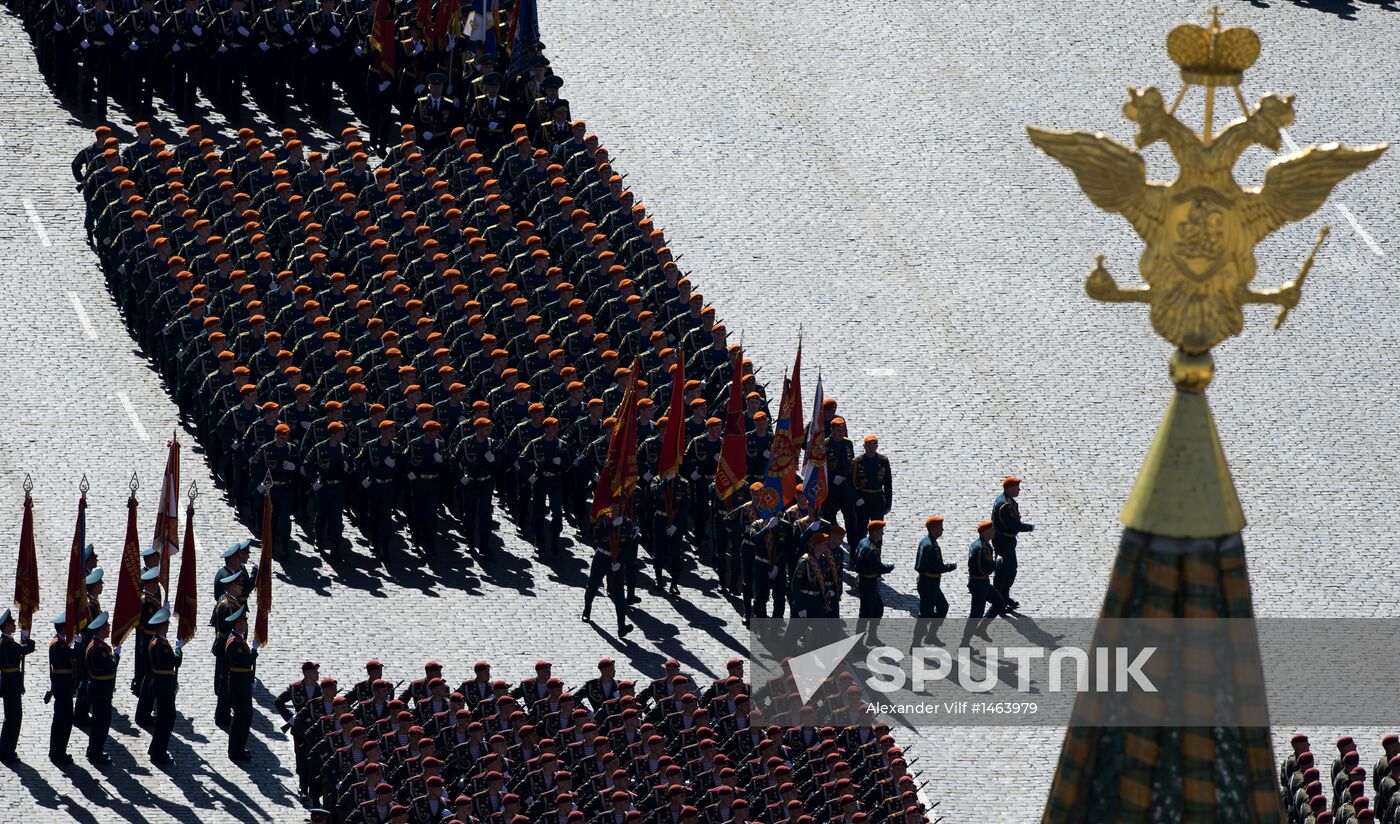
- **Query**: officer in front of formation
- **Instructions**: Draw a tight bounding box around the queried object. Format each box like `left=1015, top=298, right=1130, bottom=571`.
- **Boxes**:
left=852, top=434, right=893, bottom=545
left=524, top=416, right=568, bottom=555
left=0, top=608, right=36, bottom=763
left=143, top=608, right=182, bottom=764
left=305, top=419, right=355, bottom=558
left=83, top=610, right=118, bottom=765
left=412, top=73, right=458, bottom=156
left=47, top=611, right=78, bottom=765
left=991, top=475, right=1035, bottom=611
left=852, top=519, right=894, bottom=646
left=223, top=605, right=258, bottom=761
left=962, top=520, right=1007, bottom=647
left=912, top=516, right=956, bottom=646
left=582, top=502, right=635, bottom=639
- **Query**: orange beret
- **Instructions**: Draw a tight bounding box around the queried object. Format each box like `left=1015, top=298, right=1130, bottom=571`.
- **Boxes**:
left=977, top=520, right=994, bottom=532
left=1003, top=476, right=1022, bottom=486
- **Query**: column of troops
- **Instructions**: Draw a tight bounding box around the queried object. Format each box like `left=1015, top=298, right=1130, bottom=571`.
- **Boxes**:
left=1279, top=733, right=1400, bottom=824
left=277, top=655, right=932, bottom=823
left=17, top=0, right=554, bottom=146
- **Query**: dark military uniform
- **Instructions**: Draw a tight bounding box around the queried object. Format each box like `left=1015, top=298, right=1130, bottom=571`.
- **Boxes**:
left=648, top=475, right=690, bottom=593
left=211, top=590, right=241, bottom=728
left=412, top=88, right=459, bottom=156
left=851, top=449, right=892, bottom=545
left=307, top=435, right=355, bottom=556
left=357, top=434, right=401, bottom=559
left=0, top=627, right=36, bottom=760
left=745, top=515, right=788, bottom=624
left=145, top=628, right=182, bottom=760
left=912, top=533, right=955, bottom=644
left=991, top=489, right=1034, bottom=609
left=48, top=622, right=78, bottom=762
left=225, top=628, right=258, bottom=759
left=251, top=437, right=301, bottom=556
left=524, top=433, right=567, bottom=554
left=405, top=430, right=447, bottom=556
left=453, top=431, right=498, bottom=552
left=962, top=534, right=1007, bottom=645
left=84, top=632, right=117, bottom=763
left=583, top=513, right=633, bottom=637
left=852, top=535, right=894, bottom=619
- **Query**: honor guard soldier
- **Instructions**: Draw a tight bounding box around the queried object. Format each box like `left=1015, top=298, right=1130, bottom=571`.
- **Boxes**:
left=0, top=609, right=35, bottom=762
left=470, top=72, right=514, bottom=160
left=744, top=488, right=789, bottom=627
left=648, top=472, right=692, bottom=596
left=215, top=0, right=256, bottom=109
left=583, top=503, right=635, bottom=639
left=75, top=565, right=105, bottom=727
left=823, top=417, right=857, bottom=536
left=406, top=418, right=447, bottom=557
left=143, top=608, right=182, bottom=764
left=214, top=538, right=253, bottom=601
left=133, top=564, right=163, bottom=723
left=912, top=517, right=955, bottom=645
left=47, top=612, right=77, bottom=765
left=307, top=420, right=355, bottom=557
left=524, top=416, right=567, bottom=555
left=78, top=0, right=117, bottom=117
left=454, top=417, right=498, bottom=554
left=212, top=571, right=245, bottom=730
left=124, top=0, right=164, bottom=116
left=851, top=435, right=893, bottom=545
left=991, top=476, right=1035, bottom=611
left=253, top=422, right=301, bottom=558
left=258, top=0, right=300, bottom=119
left=852, top=520, right=894, bottom=646
left=962, top=521, right=1007, bottom=646
left=413, top=73, right=459, bottom=157
left=300, top=0, right=345, bottom=118
left=83, top=611, right=117, bottom=765
left=224, top=605, right=258, bottom=761
left=168, top=0, right=206, bottom=113
left=358, top=418, right=401, bottom=561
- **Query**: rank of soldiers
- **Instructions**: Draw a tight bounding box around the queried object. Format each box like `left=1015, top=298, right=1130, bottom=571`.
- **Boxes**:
left=275, top=654, right=934, bottom=823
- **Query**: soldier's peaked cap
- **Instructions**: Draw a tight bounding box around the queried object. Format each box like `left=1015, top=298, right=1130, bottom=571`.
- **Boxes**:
left=220, top=570, right=244, bottom=585
left=86, top=568, right=104, bottom=585
left=147, top=608, right=171, bottom=625
left=87, top=611, right=109, bottom=630
left=225, top=605, right=247, bottom=623
left=140, top=566, right=161, bottom=582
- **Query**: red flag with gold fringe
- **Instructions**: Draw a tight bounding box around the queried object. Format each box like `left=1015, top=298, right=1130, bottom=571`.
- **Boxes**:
left=13, top=480, right=39, bottom=632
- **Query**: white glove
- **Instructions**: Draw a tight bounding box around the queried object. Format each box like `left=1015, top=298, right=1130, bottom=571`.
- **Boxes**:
left=797, top=610, right=807, bottom=618
left=148, top=23, right=159, bottom=33
left=484, top=452, right=495, bottom=463
left=856, top=498, right=865, bottom=507
left=175, top=639, right=184, bottom=650
left=353, top=45, right=364, bottom=56
left=329, top=25, right=340, bottom=36
left=552, top=457, right=561, bottom=465
left=312, top=480, right=323, bottom=491
left=832, top=475, right=844, bottom=485
left=172, top=42, right=181, bottom=52
left=102, top=22, right=114, bottom=35
left=53, top=21, right=63, bottom=31
left=217, top=43, right=228, bottom=53
left=163, top=600, right=170, bottom=610
left=301, top=421, right=311, bottom=429
left=612, top=517, right=623, bottom=526
left=384, top=457, right=396, bottom=468
left=407, top=471, right=417, bottom=481
left=114, top=645, right=123, bottom=657
left=665, top=525, right=677, bottom=537
left=768, top=567, right=778, bottom=579
left=412, top=43, right=423, bottom=55
left=641, top=472, right=652, bottom=481
left=281, top=460, right=296, bottom=470
left=192, top=24, right=201, bottom=35
left=81, top=38, right=90, bottom=48
left=763, top=450, right=771, bottom=458
left=128, top=41, right=139, bottom=51
left=433, top=452, right=443, bottom=464
left=308, top=44, right=318, bottom=54
left=446, top=35, right=455, bottom=50
left=378, top=79, right=390, bottom=91
left=421, top=131, right=434, bottom=141
left=258, top=41, right=269, bottom=51
left=610, top=562, right=620, bottom=572
left=236, top=25, right=249, bottom=36
left=460, top=475, right=469, bottom=484
left=414, top=83, right=425, bottom=94
left=528, top=474, right=537, bottom=484
left=20, top=630, right=29, bottom=642
left=689, top=471, right=699, bottom=480
left=362, top=478, right=371, bottom=488
left=487, top=120, right=499, bottom=130
left=251, top=640, right=259, bottom=651
left=257, top=482, right=271, bottom=494
left=250, top=564, right=258, bottom=577
left=281, top=22, right=293, bottom=34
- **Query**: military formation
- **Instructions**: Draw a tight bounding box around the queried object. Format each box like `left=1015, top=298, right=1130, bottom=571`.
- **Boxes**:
left=282, top=654, right=933, bottom=823
left=1278, top=733, right=1400, bottom=824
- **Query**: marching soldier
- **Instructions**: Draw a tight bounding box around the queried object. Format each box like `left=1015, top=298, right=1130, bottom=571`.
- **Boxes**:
left=454, top=417, right=498, bottom=554
left=215, top=0, right=256, bottom=109
left=852, top=520, right=894, bottom=646
left=583, top=502, right=635, bottom=639
left=405, top=418, right=447, bottom=557
left=133, top=565, right=163, bottom=724
left=144, top=608, right=182, bottom=764
left=124, top=0, right=164, bottom=117
left=912, top=517, right=955, bottom=646
left=167, top=0, right=206, bottom=113
left=78, top=0, right=118, bottom=118
left=524, top=416, right=567, bottom=555
left=0, top=609, right=35, bottom=762
left=991, top=476, right=1035, bottom=611
left=469, top=72, right=513, bottom=160
left=258, top=0, right=300, bottom=119
left=252, top=422, right=301, bottom=558
left=83, top=611, right=117, bottom=765
left=212, top=571, right=245, bottom=730
left=307, top=420, right=355, bottom=558
left=74, top=565, right=104, bottom=727
left=824, top=417, right=857, bottom=537
left=413, top=72, right=459, bottom=157
left=47, top=612, right=77, bottom=765
left=300, top=0, right=346, bottom=118
left=962, top=520, right=1007, bottom=646
left=357, top=418, right=400, bottom=561
left=851, top=435, right=893, bottom=545
left=648, top=471, right=691, bottom=596
left=744, top=492, right=789, bottom=627
left=224, top=605, right=258, bottom=761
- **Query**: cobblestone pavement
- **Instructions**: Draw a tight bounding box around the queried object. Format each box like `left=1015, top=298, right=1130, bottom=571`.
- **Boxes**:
left=0, top=0, right=1398, bottom=821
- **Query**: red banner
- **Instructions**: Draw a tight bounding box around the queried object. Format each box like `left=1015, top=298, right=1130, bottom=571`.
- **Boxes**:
left=14, top=487, right=38, bottom=632
left=657, top=350, right=685, bottom=480
left=255, top=492, right=273, bottom=647
left=110, top=491, right=142, bottom=646
left=781, top=343, right=803, bottom=502
left=174, top=499, right=199, bottom=644
left=153, top=439, right=180, bottom=594
left=62, top=494, right=88, bottom=643
left=713, top=352, right=747, bottom=501
left=589, top=358, right=641, bottom=520
left=433, top=0, right=461, bottom=49
left=372, top=0, right=398, bottom=76
left=417, top=0, right=436, bottom=42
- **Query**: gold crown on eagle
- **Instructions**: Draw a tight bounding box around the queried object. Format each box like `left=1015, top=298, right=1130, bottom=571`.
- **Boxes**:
left=1166, top=12, right=1260, bottom=86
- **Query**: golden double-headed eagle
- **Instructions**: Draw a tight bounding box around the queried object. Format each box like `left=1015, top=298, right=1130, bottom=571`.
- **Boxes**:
left=1028, top=12, right=1385, bottom=356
